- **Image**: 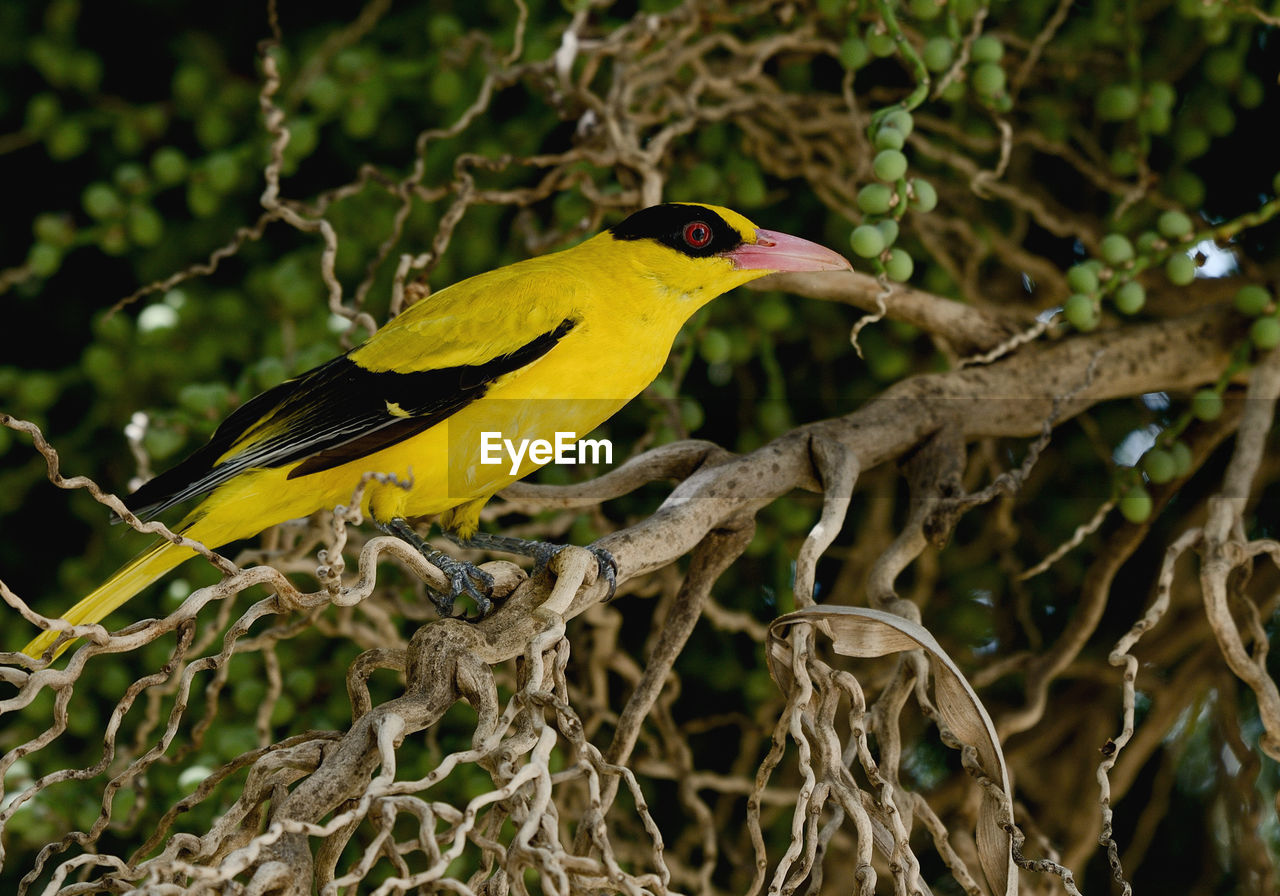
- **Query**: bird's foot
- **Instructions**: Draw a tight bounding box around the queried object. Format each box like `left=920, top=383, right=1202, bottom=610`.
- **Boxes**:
left=449, top=531, right=618, bottom=600
left=590, top=545, right=619, bottom=600
left=540, top=543, right=617, bottom=601
left=376, top=516, right=496, bottom=619
left=423, top=550, right=494, bottom=619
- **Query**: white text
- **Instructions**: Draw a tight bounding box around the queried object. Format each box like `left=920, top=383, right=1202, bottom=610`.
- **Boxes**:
left=480, top=432, right=613, bottom=475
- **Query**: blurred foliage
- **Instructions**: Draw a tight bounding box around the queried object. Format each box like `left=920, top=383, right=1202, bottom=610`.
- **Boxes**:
left=2, top=0, right=1280, bottom=893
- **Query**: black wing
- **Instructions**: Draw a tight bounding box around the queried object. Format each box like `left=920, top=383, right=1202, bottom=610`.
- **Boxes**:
left=124, top=318, right=577, bottom=519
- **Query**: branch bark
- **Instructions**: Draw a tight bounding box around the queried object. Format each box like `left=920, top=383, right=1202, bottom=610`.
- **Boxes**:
left=598, top=306, right=1238, bottom=583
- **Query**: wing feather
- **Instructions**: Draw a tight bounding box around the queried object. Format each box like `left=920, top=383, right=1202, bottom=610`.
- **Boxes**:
left=124, top=318, right=576, bottom=519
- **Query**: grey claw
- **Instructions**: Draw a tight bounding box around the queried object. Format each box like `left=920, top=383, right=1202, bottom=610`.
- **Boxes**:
left=589, top=546, right=618, bottom=601
left=534, top=543, right=617, bottom=600
left=376, top=517, right=499, bottom=620
left=430, top=554, right=495, bottom=620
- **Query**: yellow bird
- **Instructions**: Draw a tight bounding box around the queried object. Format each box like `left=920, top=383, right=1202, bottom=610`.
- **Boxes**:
left=22, top=202, right=850, bottom=660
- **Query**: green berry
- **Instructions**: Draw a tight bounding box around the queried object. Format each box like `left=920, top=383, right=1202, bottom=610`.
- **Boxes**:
left=187, top=180, right=220, bottom=218
left=68, top=52, right=102, bottom=91
left=1239, top=75, right=1264, bottom=109
left=206, top=153, right=241, bottom=193
left=700, top=329, right=732, bottom=365
left=1110, top=149, right=1138, bottom=176
left=1114, top=280, right=1145, bottom=315
left=47, top=120, right=88, bottom=160
left=909, top=178, right=937, bottom=212
left=1066, top=264, right=1099, bottom=294
left=306, top=74, right=344, bottom=115
left=25, top=93, right=61, bottom=133
left=173, top=63, right=210, bottom=108
left=1063, top=293, right=1099, bottom=331
left=1250, top=316, right=1280, bottom=350
left=1143, top=449, right=1176, bottom=484
left=426, top=12, right=464, bottom=43
left=195, top=111, right=234, bottom=149
left=126, top=205, right=164, bottom=247
left=884, top=248, right=914, bottom=282
left=972, top=62, right=1006, bottom=97
left=754, top=298, right=792, bottom=333
left=252, top=356, right=290, bottom=391
left=1157, top=211, right=1194, bottom=241
left=429, top=69, right=465, bottom=108
left=1235, top=285, right=1271, bottom=317
left=874, top=127, right=905, bottom=151
left=1174, top=126, right=1210, bottom=160
left=971, top=35, right=1004, bottom=64
left=283, top=117, right=319, bottom=169
left=1097, top=85, right=1140, bottom=121
left=922, top=37, right=954, bottom=72
left=83, top=182, right=123, bottom=220
left=873, top=149, right=909, bottom=182
left=1147, top=82, right=1176, bottom=110
left=1204, top=48, right=1242, bottom=87
left=1139, top=105, right=1173, bottom=135
left=1167, top=170, right=1205, bottom=207
left=839, top=36, right=870, bottom=70
left=112, top=120, right=144, bottom=155
left=867, top=29, right=897, bottom=58
left=16, top=371, right=59, bottom=409
left=27, top=242, right=62, bottom=278
left=1100, top=233, right=1134, bottom=266
left=735, top=170, right=767, bottom=208
left=1203, top=15, right=1231, bottom=43
left=850, top=224, right=887, bottom=259
left=343, top=102, right=378, bottom=138
left=875, top=218, right=900, bottom=246
left=180, top=382, right=234, bottom=415
left=1204, top=103, right=1235, bottom=137
left=1136, top=231, right=1161, bottom=253
left=1119, top=486, right=1153, bottom=523
left=114, top=163, right=148, bottom=195
left=882, top=109, right=914, bottom=137
left=1170, top=442, right=1193, bottom=477
left=1191, top=388, right=1223, bottom=421
left=34, top=213, right=75, bottom=247
left=1165, top=253, right=1196, bottom=286
left=100, top=226, right=129, bottom=256
left=858, top=183, right=895, bottom=215
left=909, top=0, right=944, bottom=19
left=151, top=146, right=188, bottom=186
left=138, top=105, right=168, bottom=138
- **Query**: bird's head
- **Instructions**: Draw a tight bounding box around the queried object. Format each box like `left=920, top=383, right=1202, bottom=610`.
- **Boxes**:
left=598, top=202, right=851, bottom=307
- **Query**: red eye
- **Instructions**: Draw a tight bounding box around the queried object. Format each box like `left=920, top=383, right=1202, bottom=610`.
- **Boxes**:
left=683, top=221, right=712, bottom=248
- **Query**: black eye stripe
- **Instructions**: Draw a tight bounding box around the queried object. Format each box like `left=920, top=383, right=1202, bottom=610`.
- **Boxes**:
left=608, top=204, right=745, bottom=258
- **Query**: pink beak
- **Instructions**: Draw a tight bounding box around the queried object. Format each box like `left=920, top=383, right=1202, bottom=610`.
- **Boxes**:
left=722, top=228, right=852, bottom=273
